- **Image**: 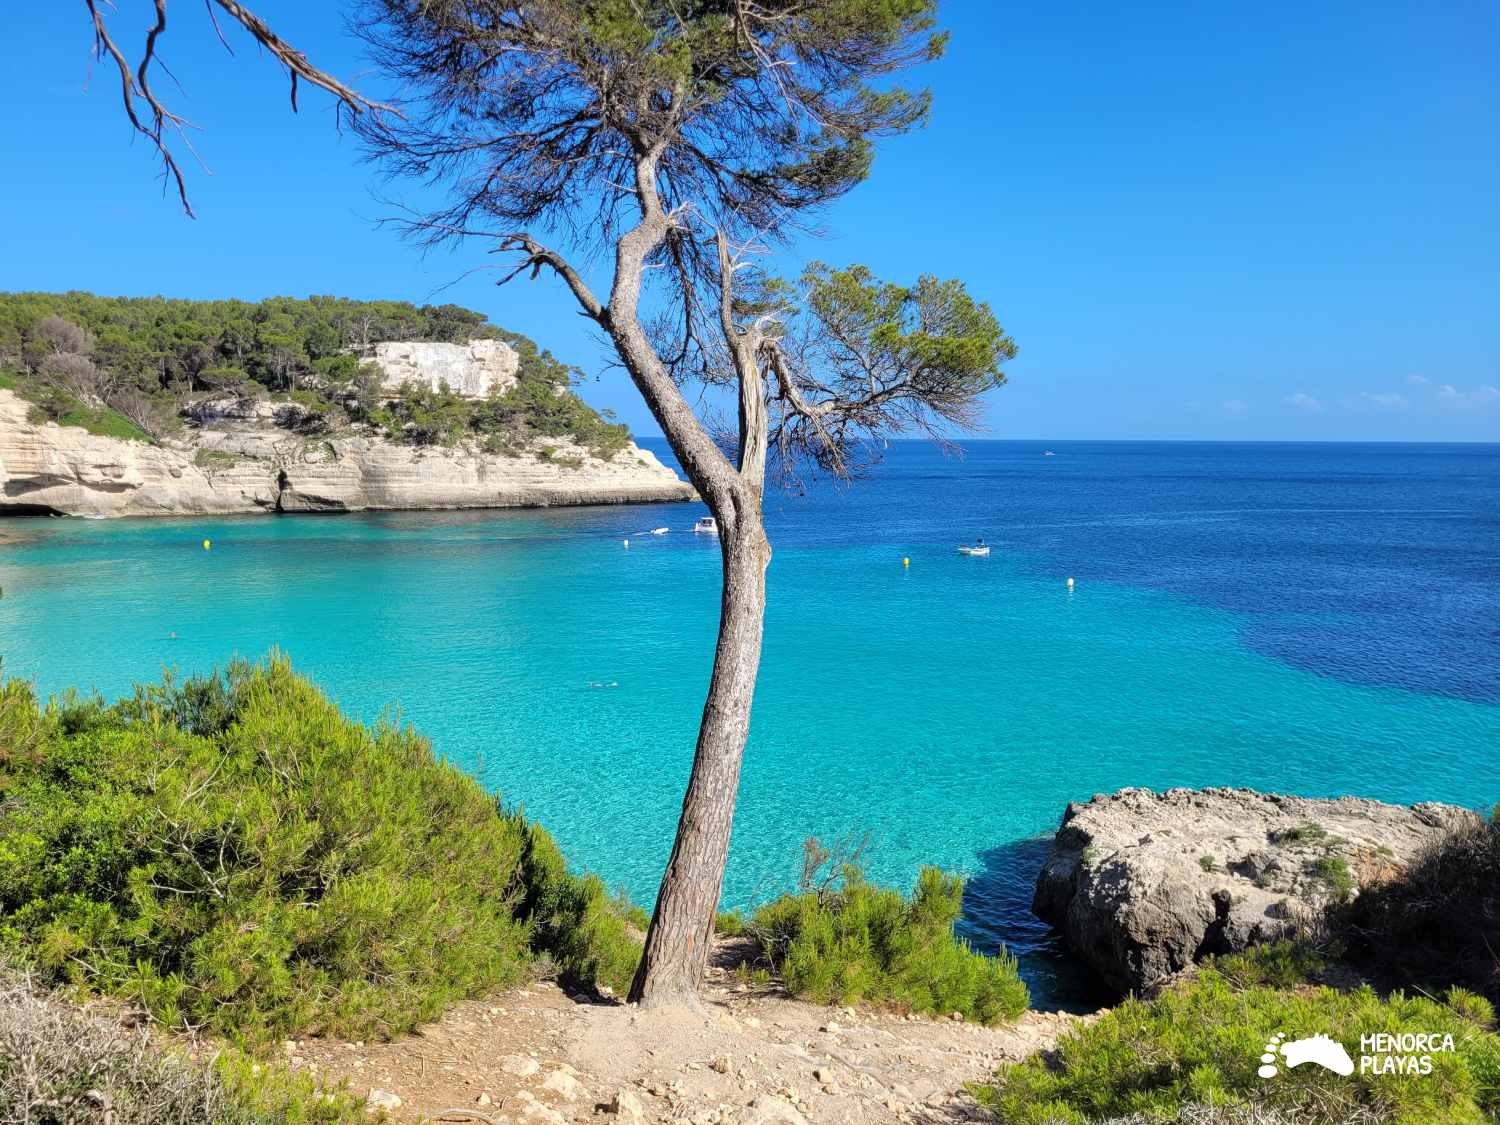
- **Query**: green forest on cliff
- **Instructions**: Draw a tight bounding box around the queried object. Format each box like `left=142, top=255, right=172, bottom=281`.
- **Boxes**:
left=0, top=292, right=630, bottom=457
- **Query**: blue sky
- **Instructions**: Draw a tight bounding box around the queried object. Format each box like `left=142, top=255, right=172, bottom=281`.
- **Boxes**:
left=1, top=2, right=1495, bottom=441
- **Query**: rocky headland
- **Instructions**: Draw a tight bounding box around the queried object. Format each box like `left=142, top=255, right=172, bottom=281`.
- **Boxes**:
left=0, top=338, right=694, bottom=517
left=1031, top=785, right=1478, bottom=994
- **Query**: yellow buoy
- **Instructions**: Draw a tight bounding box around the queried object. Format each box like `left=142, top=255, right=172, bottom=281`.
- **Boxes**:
left=202, top=539, right=211, bottom=550
left=902, top=557, right=910, bottom=567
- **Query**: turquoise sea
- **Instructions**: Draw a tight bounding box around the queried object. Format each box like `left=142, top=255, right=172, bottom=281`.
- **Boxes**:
left=2, top=440, right=1497, bottom=1008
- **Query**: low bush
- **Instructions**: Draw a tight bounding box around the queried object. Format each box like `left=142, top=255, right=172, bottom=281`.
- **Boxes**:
left=510, top=816, right=643, bottom=997
left=1308, top=854, right=1355, bottom=901
left=715, top=909, right=748, bottom=937
left=748, top=853, right=1028, bottom=1024
left=1213, top=941, right=1326, bottom=991
left=975, top=957, right=1500, bottom=1124
left=0, top=657, right=640, bottom=1048
left=1337, top=808, right=1500, bottom=1006
left=0, top=963, right=361, bottom=1123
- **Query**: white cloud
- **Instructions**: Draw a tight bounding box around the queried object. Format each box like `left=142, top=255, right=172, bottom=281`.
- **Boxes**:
left=1222, top=399, right=1248, bottom=416
left=1284, top=392, right=1323, bottom=414
left=1438, top=383, right=1499, bottom=408
left=1357, top=392, right=1408, bottom=409
left=1407, top=374, right=1430, bottom=385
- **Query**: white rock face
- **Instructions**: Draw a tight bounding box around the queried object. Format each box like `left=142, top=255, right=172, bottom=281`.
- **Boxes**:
left=0, top=388, right=695, bottom=518
left=368, top=338, right=521, bottom=399
left=1032, top=786, right=1478, bottom=993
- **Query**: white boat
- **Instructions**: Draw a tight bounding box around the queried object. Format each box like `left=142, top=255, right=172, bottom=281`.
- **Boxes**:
left=694, top=516, right=718, bottom=535
left=1043, top=450, right=1055, bottom=457
left=650, top=527, right=669, bottom=535
left=958, top=544, right=990, bottom=557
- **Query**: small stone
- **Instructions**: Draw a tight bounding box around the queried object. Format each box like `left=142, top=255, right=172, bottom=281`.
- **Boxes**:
left=365, top=1088, right=402, bottom=1113
left=818, top=1022, right=840, bottom=1033
left=502, top=1055, right=541, bottom=1078
left=608, top=1089, right=644, bottom=1118
left=477, top=1092, right=493, bottom=1107
left=812, top=1068, right=831, bottom=1084
left=742, top=1016, right=762, bottom=1029
left=740, top=1095, right=808, bottom=1124
left=711, top=1054, right=733, bottom=1074
left=541, top=1069, right=583, bottom=1100
left=283, top=1040, right=298, bottom=1053
left=950, top=1011, right=964, bottom=1022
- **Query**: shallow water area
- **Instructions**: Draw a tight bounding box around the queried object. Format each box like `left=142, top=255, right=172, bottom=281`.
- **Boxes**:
left=3, top=440, right=1497, bottom=1009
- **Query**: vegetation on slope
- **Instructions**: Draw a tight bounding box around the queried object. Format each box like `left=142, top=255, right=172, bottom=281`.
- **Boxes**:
left=0, top=292, right=630, bottom=457
left=1336, top=805, right=1500, bottom=1007
left=744, top=839, right=1029, bottom=1024
left=977, top=944, right=1500, bottom=1124
left=0, top=964, right=363, bottom=1123
left=0, top=656, right=641, bottom=1049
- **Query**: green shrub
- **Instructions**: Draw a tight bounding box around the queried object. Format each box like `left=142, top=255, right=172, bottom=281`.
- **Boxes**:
left=1309, top=854, right=1355, bottom=901
left=1214, top=941, right=1325, bottom=990
left=749, top=862, right=1028, bottom=1024
left=508, top=815, right=642, bottom=997
left=1272, top=822, right=1328, bottom=845
left=976, top=968, right=1500, bottom=1124
left=194, top=449, right=239, bottom=470
left=1198, top=855, right=1218, bottom=873
left=715, top=909, right=748, bottom=937
left=0, top=657, right=639, bottom=1048
left=1337, top=811, right=1500, bottom=1006
left=54, top=403, right=153, bottom=442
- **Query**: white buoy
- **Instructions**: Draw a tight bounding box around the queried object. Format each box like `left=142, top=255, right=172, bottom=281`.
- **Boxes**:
left=1067, top=576, right=1075, bottom=589
left=623, top=538, right=630, bottom=548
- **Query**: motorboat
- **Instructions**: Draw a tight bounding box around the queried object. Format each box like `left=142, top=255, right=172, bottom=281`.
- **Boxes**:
left=650, top=527, right=669, bottom=535
left=958, top=544, right=990, bottom=557
left=694, top=516, right=718, bottom=535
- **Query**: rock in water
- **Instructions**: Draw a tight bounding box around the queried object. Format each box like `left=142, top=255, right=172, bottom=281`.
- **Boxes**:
left=1032, top=786, right=1477, bottom=994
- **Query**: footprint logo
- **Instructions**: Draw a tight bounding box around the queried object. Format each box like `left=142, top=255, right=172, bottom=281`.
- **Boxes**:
left=1258, top=1032, right=1355, bottom=1079
left=1258, top=1032, right=1287, bottom=1078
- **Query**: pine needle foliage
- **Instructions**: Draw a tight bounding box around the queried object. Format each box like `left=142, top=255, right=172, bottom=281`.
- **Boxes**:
left=975, top=956, right=1500, bottom=1125
left=749, top=861, right=1028, bottom=1024
left=0, top=657, right=641, bottom=1047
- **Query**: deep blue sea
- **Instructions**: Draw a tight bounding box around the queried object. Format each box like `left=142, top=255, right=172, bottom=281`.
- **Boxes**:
left=2, top=440, right=1498, bottom=1009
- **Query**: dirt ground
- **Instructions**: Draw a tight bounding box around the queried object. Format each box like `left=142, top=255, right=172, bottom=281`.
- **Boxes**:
left=288, top=941, right=1090, bottom=1125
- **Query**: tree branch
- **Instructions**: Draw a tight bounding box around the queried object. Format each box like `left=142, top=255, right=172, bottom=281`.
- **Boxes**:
left=494, top=234, right=606, bottom=323
left=84, top=0, right=396, bottom=217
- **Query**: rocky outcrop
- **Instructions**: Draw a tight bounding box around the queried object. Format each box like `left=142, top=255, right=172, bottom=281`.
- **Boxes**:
left=1032, top=786, right=1477, bottom=994
left=0, top=388, right=694, bottom=518
left=367, top=339, right=520, bottom=399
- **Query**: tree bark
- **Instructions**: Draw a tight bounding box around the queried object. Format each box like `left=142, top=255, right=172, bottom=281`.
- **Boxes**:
left=629, top=507, right=771, bottom=1007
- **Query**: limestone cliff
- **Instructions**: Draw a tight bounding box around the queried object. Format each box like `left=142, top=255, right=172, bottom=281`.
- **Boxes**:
left=1032, top=786, right=1477, bottom=994
left=366, top=339, right=521, bottom=399
left=0, top=388, right=694, bottom=518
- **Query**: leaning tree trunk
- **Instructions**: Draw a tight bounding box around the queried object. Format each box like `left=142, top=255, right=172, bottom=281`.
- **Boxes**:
left=628, top=509, right=771, bottom=1007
